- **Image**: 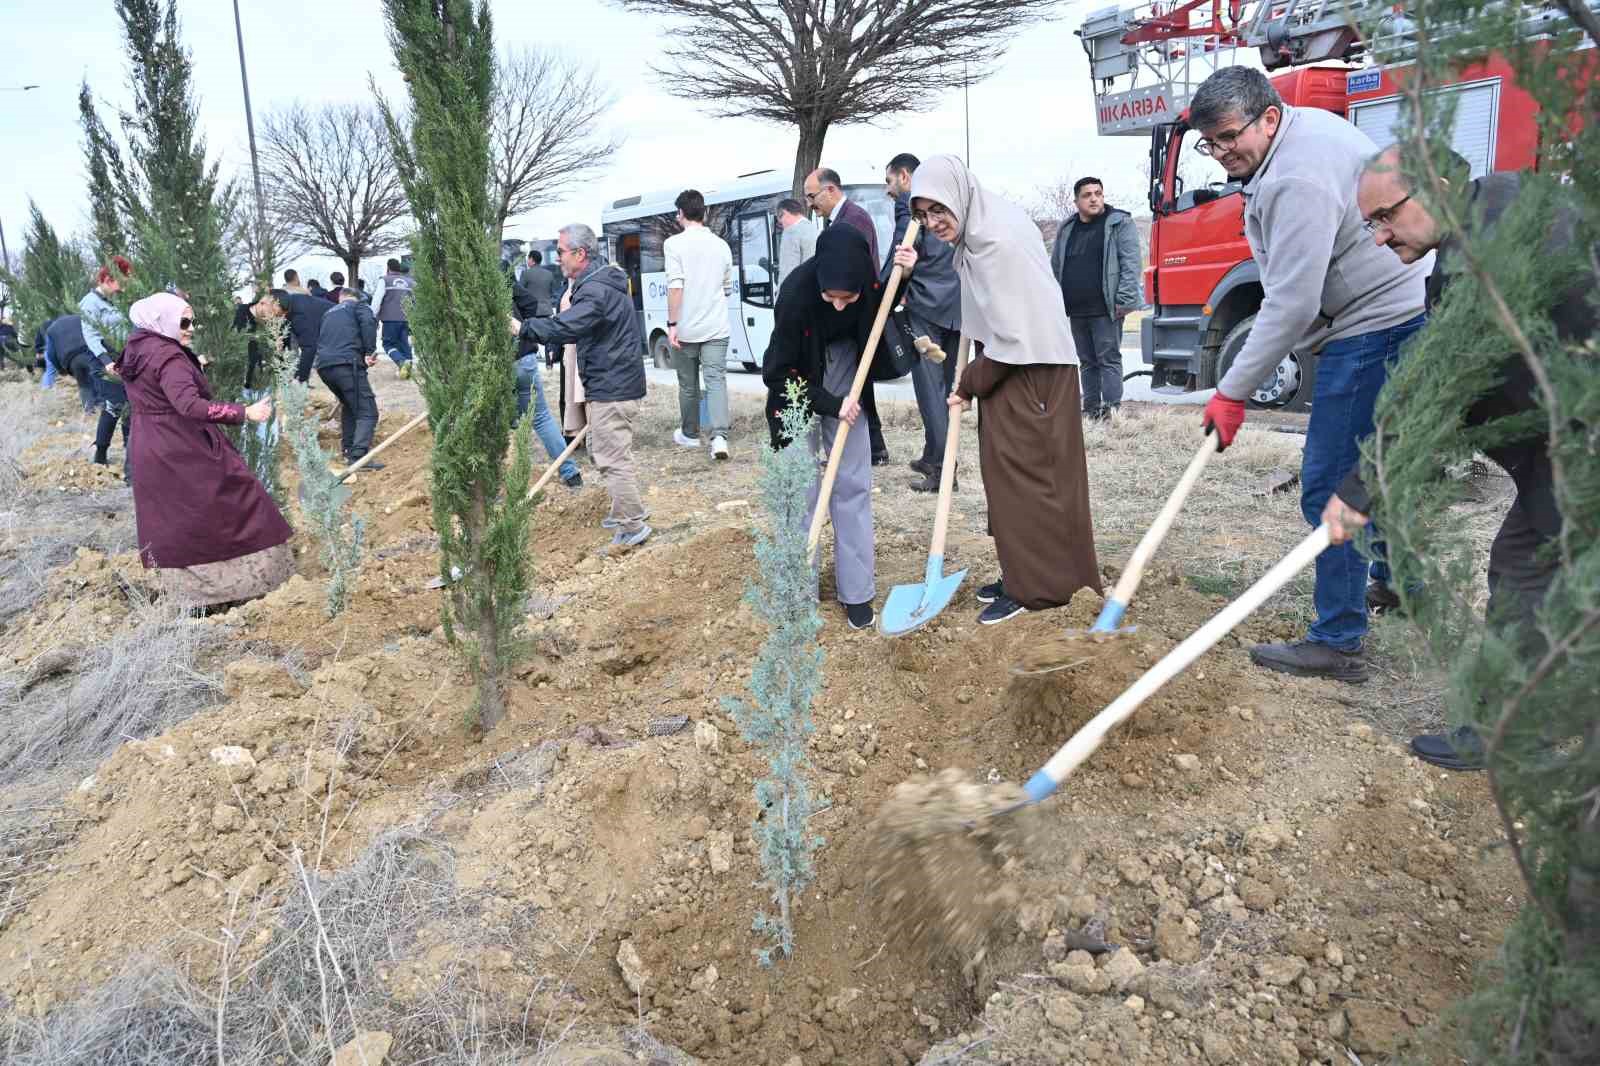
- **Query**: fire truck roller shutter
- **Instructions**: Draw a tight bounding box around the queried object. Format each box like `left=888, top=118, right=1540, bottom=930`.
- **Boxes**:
left=1347, top=79, right=1501, bottom=178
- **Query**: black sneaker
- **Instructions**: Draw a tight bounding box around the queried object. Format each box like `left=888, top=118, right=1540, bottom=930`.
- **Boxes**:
left=908, top=458, right=936, bottom=477
left=978, top=595, right=1026, bottom=625
left=563, top=473, right=584, bottom=490
left=909, top=472, right=954, bottom=493
left=976, top=579, right=1003, bottom=605
left=871, top=452, right=891, bottom=467
left=1367, top=580, right=1404, bottom=615
left=1410, top=725, right=1485, bottom=771
left=351, top=459, right=386, bottom=471
left=845, top=601, right=875, bottom=630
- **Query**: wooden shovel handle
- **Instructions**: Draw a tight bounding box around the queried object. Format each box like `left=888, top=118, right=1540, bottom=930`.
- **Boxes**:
left=1030, top=524, right=1331, bottom=798
left=1107, top=431, right=1219, bottom=605
left=805, top=220, right=921, bottom=556
left=527, top=425, right=589, bottom=500
left=332, top=411, right=429, bottom=484
left=927, top=336, right=973, bottom=561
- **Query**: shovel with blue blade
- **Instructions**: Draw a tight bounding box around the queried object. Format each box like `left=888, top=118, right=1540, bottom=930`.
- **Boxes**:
left=1012, top=429, right=1221, bottom=675
left=880, top=336, right=973, bottom=637
left=868, top=523, right=1334, bottom=955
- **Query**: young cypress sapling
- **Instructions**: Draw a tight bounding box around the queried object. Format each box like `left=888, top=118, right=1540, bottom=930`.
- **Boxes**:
left=280, top=377, right=364, bottom=617
left=722, top=382, right=824, bottom=964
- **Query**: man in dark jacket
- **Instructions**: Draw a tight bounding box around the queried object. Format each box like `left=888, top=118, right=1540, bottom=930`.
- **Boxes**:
left=1325, top=148, right=1594, bottom=770
left=511, top=273, right=582, bottom=489
left=515, top=223, right=649, bottom=546
left=45, top=313, right=102, bottom=416
left=284, top=281, right=333, bottom=384
left=522, top=249, right=562, bottom=367
left=884, top=153, right=963, bottom=491
left=1050, top=176, right=1142, bottom=419
left=805, top=166, right=889, bottom=464
left=314, top=288, right=382, bottom=466
left=375, top=258, right=416, bottom=379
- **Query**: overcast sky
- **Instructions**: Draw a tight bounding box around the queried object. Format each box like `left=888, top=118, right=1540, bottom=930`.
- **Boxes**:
left=0, top=0, right=1151, bottom=284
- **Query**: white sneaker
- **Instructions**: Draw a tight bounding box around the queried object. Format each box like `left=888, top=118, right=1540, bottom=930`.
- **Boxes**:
left=711, top=435, right=729, bottom=460
left=672, top=429, right=700, bottom=449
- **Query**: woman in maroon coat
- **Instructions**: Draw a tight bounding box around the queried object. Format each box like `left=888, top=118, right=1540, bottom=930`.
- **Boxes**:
left=119, top=292, right=294, bottom=607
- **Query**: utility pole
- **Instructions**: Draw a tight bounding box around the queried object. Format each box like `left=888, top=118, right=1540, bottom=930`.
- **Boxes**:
left=960, top=61, right=972, bottom=166
left=232, top=0, right=269, bottom=277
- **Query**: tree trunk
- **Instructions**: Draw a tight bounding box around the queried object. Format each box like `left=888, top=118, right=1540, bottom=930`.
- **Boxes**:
left=344, top=256, right=360, bottom=289
left=791, top=118, right=830, bottom=201
left=470, top=483, right=506, bottom=732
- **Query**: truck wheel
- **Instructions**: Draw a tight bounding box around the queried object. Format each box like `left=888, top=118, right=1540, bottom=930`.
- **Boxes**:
left=1215, top=314, right=1314, bottom=413
left=649, top=332, right=673, bottom=370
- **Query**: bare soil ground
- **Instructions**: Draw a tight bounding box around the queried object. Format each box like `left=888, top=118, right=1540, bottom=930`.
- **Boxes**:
left=0, top=367, right=1523, bottom=1065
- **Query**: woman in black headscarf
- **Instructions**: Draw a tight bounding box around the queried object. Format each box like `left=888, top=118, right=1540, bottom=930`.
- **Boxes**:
left=762, top=225, right=886, bottom=630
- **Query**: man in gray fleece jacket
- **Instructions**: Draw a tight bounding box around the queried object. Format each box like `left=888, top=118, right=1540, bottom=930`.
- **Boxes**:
left=1192, top=67, right=1429, bottom=683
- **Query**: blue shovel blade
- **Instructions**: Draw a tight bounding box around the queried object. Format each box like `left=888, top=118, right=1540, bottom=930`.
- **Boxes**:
left=880, top=560, right=968, bottom=636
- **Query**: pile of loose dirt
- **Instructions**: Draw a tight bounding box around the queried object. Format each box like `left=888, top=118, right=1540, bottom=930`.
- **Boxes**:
left=0, top=393, right=1521, bottom=1065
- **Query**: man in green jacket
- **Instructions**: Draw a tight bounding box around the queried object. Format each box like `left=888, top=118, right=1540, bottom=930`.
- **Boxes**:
left=1050, top=177, right=1142, bottom=419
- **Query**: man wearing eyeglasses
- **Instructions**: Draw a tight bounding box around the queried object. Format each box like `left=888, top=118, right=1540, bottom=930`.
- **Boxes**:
left=1322, top=146, right=1593, bottom=769
left=1189, top=66, right=1429, bottom=684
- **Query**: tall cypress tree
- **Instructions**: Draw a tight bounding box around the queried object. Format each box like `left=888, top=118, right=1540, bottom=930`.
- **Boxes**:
left=1359, top=3, right=1599, bottom=1060
left=83, top=0, right=248, bottom=402
left=77, top=81, right=129, bottom=267
left=379, top=0, right=533, bottom=730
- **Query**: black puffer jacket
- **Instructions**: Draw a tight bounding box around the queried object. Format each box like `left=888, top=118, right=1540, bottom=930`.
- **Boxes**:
left=314, top=299, right=378, bottom=370
left=519, top=263, right=644, bottom=403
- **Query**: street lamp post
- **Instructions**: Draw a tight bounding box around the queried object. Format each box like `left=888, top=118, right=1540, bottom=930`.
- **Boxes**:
left=232, top=0, right=269, bottom=277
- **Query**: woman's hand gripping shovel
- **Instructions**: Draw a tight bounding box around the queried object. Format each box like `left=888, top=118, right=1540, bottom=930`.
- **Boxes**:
left=804, top=222, right=920, bottom=563
left=880, top=336, right=972, bottom=636
left=867, top=524, right=1334, bottom=957
left=1013, top=429, right=1221, bottom=675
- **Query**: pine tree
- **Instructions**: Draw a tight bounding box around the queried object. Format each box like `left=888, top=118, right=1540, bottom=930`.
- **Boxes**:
left=379, top=0, right=533, bottom=730
left=1359, top=3, right=1599, bottom=1060
left=0, top=204, right=88, bottom=339
left=77, top=80, right=129, bottom=267
left=722, top=385, right=824, bottom=964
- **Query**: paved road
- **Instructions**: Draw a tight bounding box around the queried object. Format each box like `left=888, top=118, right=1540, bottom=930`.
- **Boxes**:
left=647, top=347, right=1213, bottom=407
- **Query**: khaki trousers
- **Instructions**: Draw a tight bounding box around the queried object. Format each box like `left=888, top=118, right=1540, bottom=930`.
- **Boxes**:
left=587, top=399, right=646, bottom=534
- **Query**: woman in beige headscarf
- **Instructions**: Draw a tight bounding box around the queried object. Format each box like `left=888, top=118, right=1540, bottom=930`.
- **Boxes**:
left=896, top=154, right=1101, bottom=624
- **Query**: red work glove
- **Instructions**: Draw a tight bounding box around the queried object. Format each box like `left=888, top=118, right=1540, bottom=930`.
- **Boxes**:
left=1202, top=392, right=1246, bottom=451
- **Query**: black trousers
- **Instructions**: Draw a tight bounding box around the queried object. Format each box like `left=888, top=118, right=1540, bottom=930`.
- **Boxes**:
left=295, top=346, right=317, bottom=384
left=317, top=362, right=379, bottom=460
left=1486, top=438, right=1562, bottom=654
left=861, top=380, right=886, bottom=459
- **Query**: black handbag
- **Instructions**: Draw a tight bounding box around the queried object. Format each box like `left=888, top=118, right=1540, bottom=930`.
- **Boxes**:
left=869, top=300, right=921, bottom=382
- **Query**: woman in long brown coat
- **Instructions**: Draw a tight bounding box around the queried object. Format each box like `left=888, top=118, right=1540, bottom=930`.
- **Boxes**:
left=119, top=292, right=294, bottom=607
left=897, top=155, right=1101, bottom=624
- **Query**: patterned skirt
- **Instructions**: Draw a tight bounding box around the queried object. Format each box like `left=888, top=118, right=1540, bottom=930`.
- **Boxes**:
left=156, top=542, right=294, bottom=608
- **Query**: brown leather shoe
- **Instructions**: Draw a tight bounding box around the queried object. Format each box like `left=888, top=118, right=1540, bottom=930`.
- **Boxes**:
left=1249, top=640, right=1369, bottom=683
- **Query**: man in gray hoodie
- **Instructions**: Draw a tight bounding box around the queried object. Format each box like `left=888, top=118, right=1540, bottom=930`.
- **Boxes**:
left=1191, top=67, right=1429, bottom=683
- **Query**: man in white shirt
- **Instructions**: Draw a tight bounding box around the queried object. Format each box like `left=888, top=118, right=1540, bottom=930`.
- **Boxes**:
left=775, top=198, right=817, bottom=290
left=665, top=189, right=735, bottom=459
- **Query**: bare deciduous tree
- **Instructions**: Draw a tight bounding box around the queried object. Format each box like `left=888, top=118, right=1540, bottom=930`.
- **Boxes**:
left=612, top=0, right=1056, bottom=194
left=258, top=103, right=410, bottom=281
left=489, top=47, right=621, bottom=243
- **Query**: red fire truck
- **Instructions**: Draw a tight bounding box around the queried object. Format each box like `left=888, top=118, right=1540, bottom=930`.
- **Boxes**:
left=1078, top=0, right=1575, bottom=411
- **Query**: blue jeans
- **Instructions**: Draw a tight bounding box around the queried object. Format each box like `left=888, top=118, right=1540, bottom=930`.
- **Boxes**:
left=1302, top=313, right=1426, bottom=649
left=382, top=320, right=412, bottom=365
left=516, top=354, right=578, bottom=483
